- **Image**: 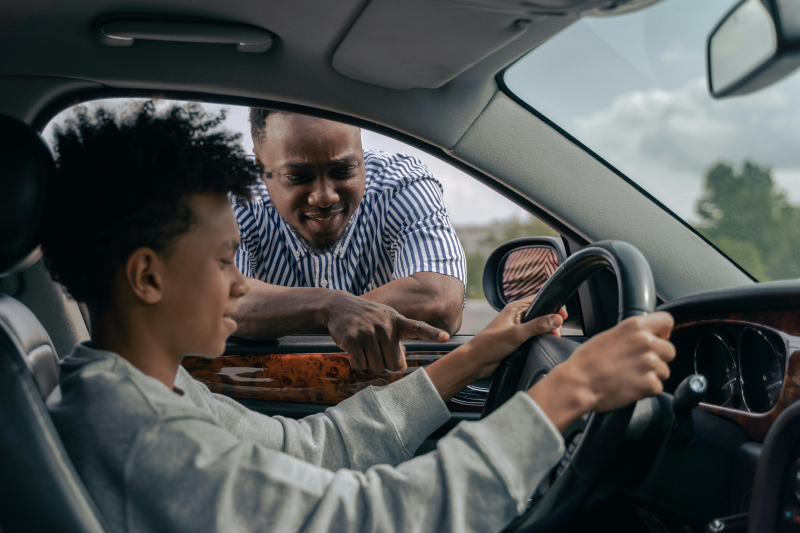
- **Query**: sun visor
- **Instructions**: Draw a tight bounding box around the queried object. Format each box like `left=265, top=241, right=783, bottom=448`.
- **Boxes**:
left=332, top=0, right=622, bottom=90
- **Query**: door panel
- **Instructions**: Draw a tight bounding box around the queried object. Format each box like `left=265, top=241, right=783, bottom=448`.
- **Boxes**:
left=182, top=334, right=483, bottom=414
left=182, top=335, right=483, bottom=454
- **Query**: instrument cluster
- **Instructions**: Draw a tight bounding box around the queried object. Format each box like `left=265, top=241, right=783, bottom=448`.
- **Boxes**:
left=668, top=323, right=787, bottom=413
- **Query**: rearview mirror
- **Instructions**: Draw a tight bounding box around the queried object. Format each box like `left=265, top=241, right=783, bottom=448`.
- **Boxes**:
left=482, top=237, right=565, bottom=311
left=707, top=0, right=800, bottom=98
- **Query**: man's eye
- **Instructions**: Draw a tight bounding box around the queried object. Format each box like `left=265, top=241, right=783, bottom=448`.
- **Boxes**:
left=333, top=167, right=356, bottom=178
left=286, top=173, right=312, bottom=183
left=220, top=259, right=233, bottom=267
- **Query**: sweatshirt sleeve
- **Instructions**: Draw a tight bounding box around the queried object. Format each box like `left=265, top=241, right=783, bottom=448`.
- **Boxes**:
left=175, top=366, right=450, bottom=471
left=125, top=391, right=565, bottom=533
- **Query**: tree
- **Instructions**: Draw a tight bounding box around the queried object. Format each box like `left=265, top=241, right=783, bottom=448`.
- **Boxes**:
left=694, top=160, right=800, bottom=281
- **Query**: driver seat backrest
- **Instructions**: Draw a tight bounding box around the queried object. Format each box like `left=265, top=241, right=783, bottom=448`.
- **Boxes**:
left=0, top=113, right=109, bottom=533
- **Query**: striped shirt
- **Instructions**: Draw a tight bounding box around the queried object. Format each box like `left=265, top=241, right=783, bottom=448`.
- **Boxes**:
left=231, top=150, right=467, bottom=296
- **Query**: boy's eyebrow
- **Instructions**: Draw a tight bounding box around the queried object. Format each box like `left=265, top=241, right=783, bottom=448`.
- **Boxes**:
left=222, top=239, right=240, bottom=251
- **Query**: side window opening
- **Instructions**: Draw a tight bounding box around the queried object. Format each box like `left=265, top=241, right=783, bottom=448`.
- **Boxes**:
left=43, top=97, right=563, bottom=335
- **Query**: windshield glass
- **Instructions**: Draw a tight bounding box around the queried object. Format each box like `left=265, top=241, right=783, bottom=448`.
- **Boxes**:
left=504, top=0, right=800, bottom=282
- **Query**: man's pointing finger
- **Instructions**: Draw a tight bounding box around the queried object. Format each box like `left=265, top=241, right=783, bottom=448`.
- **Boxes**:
left=397, top=317, right=450, bottom=343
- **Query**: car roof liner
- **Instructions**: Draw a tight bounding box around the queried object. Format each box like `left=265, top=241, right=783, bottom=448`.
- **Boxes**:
left=332, top=0, right=645, bottom=90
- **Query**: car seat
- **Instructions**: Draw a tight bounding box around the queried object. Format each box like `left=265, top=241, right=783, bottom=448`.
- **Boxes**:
left=0, top=114, right=109, bottom=533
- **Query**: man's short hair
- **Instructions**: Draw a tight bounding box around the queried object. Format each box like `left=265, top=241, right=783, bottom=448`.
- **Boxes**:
left=41, top=101, right=259, bottom=308
left=250, top=108, right=295, bottom=149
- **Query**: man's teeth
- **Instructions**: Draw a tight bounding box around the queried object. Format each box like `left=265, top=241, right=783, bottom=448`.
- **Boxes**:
left=309, top=213, right=337, bottom=220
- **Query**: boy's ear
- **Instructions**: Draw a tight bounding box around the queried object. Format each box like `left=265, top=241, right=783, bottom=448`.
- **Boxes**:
left=124, top=248, right=164, bottom=305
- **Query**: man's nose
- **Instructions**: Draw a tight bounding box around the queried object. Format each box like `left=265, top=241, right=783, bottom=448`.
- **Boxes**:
left=307, top=178, right=339, bottom=207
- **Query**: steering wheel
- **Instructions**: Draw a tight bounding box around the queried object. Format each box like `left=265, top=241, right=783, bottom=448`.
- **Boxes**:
left=482, top=240, right=656, bottom=533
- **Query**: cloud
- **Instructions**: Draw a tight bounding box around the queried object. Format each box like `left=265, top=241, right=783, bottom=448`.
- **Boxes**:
left=569, top=74, right=800, bottom=221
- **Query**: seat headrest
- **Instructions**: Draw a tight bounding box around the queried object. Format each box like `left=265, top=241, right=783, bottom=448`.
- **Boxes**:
left=0, top=114, right=54, bottom=277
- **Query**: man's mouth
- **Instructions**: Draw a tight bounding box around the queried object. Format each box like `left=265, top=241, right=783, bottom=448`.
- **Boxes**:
left=304, top=209, right=343, bottom=221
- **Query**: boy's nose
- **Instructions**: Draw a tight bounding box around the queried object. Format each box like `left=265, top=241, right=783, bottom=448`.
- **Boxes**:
left=231, top=270, right=249, bottom=298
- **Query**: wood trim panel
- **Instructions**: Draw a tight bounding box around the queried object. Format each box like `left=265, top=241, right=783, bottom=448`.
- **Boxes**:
left=182, top=351, right=481, bottom=412
left=673, top=309, right=800, bottom=336
left=674, top=309, right=800, bottom=442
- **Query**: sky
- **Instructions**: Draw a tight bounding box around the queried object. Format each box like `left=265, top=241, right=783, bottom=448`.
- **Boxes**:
left=505, top=0, right=800, bottom=223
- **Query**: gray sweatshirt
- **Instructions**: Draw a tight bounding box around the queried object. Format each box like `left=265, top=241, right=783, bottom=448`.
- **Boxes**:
left=49, top=344, right=565, bottom=533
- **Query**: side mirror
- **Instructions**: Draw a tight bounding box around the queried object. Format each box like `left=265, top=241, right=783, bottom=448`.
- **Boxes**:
left=707, top=0, right=800, bottom=98
left=482, top=237, right=566, bottom=311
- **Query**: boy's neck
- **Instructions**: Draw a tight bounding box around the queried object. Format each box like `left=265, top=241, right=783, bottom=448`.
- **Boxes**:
left=89, top=307, right=183, bottom=391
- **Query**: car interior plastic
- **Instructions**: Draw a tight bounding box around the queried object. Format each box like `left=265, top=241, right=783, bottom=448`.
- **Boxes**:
left=0, top=114, right=110, bottom=533
left=451, top=91, right=751, bottom=302
left=96, top=15, right=274, bottom=53
left=332, top=0, right=654, bottom=90
left=747, top=399, right=800, bottom=533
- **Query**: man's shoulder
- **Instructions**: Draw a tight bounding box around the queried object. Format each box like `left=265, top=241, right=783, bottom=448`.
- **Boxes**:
left=363, top=150, right=439, bottom=194
left=229, top=180, right=272, bottom=213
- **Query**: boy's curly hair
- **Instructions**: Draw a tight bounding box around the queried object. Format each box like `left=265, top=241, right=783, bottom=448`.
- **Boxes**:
left=41, top=101, right=259, bottom=307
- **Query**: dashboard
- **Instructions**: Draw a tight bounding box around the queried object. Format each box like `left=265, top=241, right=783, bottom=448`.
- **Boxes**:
left=659, top=281, right=800, bottom=443
left=667, top=322, right=787, bottom=413
left=651, top=281, right=800, bottom=532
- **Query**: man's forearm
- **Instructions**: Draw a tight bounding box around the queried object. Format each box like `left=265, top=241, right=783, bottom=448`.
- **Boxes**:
left=232, top=279, right=334, bottom=339
left=361, top=272, right=464, bottom=334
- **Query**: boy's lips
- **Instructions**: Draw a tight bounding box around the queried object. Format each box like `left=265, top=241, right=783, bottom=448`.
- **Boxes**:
left=222, top=312, right=238, bottom=331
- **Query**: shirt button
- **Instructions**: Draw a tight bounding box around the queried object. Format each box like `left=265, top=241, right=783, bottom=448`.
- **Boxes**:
left=337, top=246, right=344, bottom=253
left=293, top=250, right=300, bottom=258
left=320, top=279, right=328, bottom=288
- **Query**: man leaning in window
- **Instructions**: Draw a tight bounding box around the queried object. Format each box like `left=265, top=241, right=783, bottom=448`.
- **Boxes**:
left=230, top=110, right=467, bottom=372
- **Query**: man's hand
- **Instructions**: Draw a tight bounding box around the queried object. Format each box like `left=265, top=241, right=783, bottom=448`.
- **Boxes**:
left=529, top=312, right=676, bottom=431
left=465, top=294, right=568, bottom=379
left=324, top=294, right=450, bottom=373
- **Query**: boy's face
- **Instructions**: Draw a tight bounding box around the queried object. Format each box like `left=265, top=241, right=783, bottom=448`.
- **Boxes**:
left=154, top=193, right=248, bottom=358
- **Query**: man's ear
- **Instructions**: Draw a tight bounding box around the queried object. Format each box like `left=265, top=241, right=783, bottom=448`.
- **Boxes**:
left=124, top=248, right=164, bottom=305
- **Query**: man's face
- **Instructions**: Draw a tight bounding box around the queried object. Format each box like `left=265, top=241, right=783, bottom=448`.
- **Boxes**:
left=254, top=114, right=366, bottom=245
left=156, top=193, right=248, bottom=357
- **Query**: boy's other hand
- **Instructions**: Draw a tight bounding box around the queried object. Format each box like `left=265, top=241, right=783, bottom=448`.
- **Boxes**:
left=466, top=295, right=568, bottom=379
left=529, top=312, right=676, bottom=432
left=324, top=293, right=449, bottom=373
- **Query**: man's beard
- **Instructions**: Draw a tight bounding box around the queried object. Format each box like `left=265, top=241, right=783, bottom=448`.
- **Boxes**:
left=288, top=215, right=354, bottom=255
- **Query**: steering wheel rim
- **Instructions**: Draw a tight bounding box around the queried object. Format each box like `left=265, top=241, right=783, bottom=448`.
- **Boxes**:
left=482, top=240, right=656, bottom=533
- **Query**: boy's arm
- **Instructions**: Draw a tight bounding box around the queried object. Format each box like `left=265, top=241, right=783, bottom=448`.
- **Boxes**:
left=176, top=365, right=450, bottom=472
left=126, top=388, right=564, bottom=533
left=176, top=296, right=562, bottom=471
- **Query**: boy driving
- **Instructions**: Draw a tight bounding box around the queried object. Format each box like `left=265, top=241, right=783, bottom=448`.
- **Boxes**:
left=42, top=103, right=676, bottom=533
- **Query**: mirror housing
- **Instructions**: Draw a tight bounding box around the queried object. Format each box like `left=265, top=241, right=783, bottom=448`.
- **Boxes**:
left=482, top=237, right=566, bottom=312
left=708, top=0, right=800, bottom=98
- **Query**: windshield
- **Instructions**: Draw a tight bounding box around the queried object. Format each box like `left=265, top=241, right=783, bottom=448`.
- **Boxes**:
left=504, top=0, right=800, bottom=282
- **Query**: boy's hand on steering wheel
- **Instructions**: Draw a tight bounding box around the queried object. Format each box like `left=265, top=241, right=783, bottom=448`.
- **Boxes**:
left=466, top=294, right=568, bottom=379
left=529, top=312, right=676, bottom=432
